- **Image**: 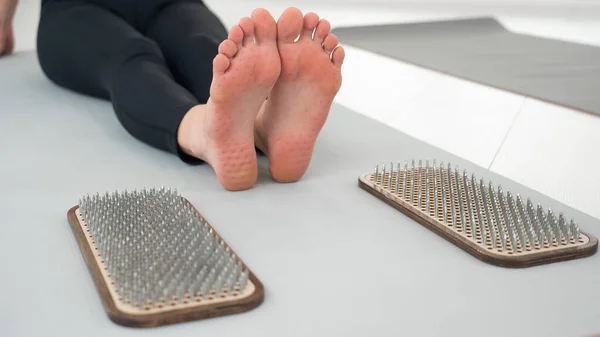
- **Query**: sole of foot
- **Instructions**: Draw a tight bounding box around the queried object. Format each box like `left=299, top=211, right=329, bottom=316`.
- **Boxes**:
left=179, top=9, right=281, bottom=191
left=255, top=7, right=345, bottom=183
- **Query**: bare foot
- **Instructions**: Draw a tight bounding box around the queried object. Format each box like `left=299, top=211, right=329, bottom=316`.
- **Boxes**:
left=255, top=8, right=345, bottom=183
left=178, top=9, right=280, bottom=191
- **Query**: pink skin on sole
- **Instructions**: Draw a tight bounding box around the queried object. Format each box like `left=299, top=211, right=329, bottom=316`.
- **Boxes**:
left=180, top=9, right=281, bottom=191
left=255, top=7, right=345, bottom=183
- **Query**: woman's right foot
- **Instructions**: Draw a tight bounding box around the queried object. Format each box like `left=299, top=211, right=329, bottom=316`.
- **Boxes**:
left=254, top=8, right=345, bottom=183
left=177, top=9, right=281, bottom=191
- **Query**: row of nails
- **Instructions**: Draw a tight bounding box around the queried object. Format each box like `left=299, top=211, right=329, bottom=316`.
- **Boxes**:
left=371, top=160, right=581, bottom=253
left=79, top=187, right=250, bottom=306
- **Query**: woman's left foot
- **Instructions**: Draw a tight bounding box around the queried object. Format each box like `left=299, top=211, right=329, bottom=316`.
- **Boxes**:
left=178, top=9, right=280, bottom=191
left=254, top=8, right=345, bottom=183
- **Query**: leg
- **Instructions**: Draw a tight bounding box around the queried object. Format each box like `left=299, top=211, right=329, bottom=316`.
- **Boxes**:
left=144, top=0, right=227, bottom=103
left=37, top=1, right=200, bottom=163
left=254, top=8, right=345, bottom=183
left=146, top=4, right=282, bottom=190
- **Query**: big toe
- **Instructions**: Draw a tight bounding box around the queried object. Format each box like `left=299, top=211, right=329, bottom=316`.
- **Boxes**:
left=277, top=7, right=304, bottom=43
left=251, top=8, right=277, bottom=44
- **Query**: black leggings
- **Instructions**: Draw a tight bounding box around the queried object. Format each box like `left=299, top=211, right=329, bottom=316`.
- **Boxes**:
left=37, top=0, right=228, bottom=163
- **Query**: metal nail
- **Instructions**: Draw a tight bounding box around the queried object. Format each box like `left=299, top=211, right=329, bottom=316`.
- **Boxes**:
left=448, top=163, right=456, bottom=229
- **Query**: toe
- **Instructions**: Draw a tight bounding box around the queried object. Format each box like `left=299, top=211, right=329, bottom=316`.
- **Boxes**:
left=213, top=54, right=231, bottom=74
left=301, top=12, right=320, bottom=40
left=218, top=39, right=238, bottom=58
left=251, top=8, right=277, bottom=44
left=228, top=25, right=244, bottom=46
left=238, top=17, right=255, bottom=45
left=332, top=46, right=345, bottom=68
left=323, top=34, right=339, bottom=54
left=314, top=19, right=331, bottom=44
left=276, top=7, right=304, bottom=43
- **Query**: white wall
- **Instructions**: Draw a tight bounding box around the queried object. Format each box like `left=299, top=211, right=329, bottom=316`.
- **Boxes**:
left=286, top=0, right=600, bottom=20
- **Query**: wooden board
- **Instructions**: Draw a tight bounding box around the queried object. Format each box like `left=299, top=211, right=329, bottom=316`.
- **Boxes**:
left=66, top=198, right=264, bottom=328
left=358, top=168, right=598, bottom=268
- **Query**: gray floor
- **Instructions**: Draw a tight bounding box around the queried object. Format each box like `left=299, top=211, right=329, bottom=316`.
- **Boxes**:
left=2, top=51, right=600, bottom=337
left=332, top=17, right=600, bottom=116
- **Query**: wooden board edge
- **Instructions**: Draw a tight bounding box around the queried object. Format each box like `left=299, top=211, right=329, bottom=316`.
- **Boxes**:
left=67, top=200, right=264, bottom=328
left=357, top=174, right=599, bottom=268
left=67, top=206, right=122, bottom=324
